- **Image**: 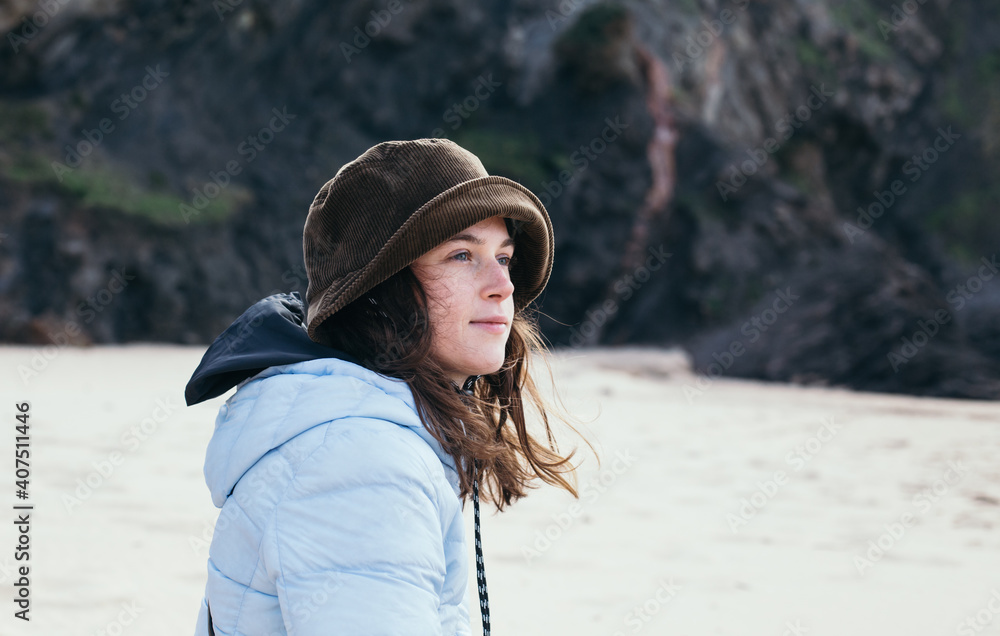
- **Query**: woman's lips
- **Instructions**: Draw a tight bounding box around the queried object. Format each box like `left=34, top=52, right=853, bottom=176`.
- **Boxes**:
left=470, top=320, right=507, bottom=334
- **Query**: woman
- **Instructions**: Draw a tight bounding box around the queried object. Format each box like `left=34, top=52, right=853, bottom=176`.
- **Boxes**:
left=185, top=138, right=593, bottom=635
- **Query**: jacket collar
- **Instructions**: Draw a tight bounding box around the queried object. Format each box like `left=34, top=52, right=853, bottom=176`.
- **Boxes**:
left=185, top=292, right=361, bottom=406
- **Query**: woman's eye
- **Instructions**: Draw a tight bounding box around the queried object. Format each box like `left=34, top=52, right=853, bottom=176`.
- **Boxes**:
left=450, top=251, right=513, bottom=266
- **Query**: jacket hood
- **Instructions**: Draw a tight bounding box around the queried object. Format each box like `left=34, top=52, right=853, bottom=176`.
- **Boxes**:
left=185, top=292, right=361, bottom=406
left=187, top=291, right=466, bottom=506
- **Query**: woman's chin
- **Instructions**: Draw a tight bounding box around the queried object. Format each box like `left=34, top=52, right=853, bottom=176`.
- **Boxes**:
left=462, top=355, right=506, bottom=379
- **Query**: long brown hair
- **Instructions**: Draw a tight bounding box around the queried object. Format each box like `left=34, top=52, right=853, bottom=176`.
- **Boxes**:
left=315, top=252, right=596, bottom=511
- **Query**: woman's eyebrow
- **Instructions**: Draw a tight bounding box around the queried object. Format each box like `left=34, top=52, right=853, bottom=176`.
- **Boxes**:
left=446, top=232, right=515, bottom=248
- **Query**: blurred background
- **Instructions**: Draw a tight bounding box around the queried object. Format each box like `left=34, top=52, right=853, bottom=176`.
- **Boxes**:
left=2, top=0, right=999, bottom=399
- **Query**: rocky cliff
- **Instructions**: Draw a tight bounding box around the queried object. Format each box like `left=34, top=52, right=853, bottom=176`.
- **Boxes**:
left=1, top=0, right=998, bottom=398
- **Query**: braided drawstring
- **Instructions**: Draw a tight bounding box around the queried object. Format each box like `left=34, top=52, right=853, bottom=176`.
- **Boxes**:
left=460, top=375, right=490, bottom=635
left=472, top=458, right=490, bottom=635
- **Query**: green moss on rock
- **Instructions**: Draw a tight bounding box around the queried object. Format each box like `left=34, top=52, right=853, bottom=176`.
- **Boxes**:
left=1, top=150, right=245, bottom=226
left=829, top=1, right=894, bottom=63
left=450, top=128, right=551, bottom=188
left=0, top=101, right=52, bottom=143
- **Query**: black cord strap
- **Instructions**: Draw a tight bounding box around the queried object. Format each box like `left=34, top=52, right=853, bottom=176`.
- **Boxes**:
left=473, top=459, right=491, bottom=635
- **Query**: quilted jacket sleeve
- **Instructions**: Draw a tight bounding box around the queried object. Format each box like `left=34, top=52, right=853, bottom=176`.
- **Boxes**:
left=261, top=420, right=453, bottom=635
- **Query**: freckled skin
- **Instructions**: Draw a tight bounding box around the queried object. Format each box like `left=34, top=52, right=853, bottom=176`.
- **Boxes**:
left=410, top=217, right=515, bottom=386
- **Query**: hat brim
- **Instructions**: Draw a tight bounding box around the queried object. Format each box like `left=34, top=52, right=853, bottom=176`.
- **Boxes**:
left=307, top=175, right=554, bottom=341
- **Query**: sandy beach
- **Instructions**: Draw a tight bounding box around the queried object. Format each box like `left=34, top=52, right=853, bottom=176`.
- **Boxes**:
left=0, top=343, right=997, bottom=635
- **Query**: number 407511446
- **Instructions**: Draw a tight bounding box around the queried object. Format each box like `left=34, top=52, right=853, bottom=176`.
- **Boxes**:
left=15, top=402, right=30, bottom=495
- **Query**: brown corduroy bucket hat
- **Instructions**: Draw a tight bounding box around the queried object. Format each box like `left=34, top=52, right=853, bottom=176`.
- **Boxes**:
left=303, top=138, right=555, bottom=344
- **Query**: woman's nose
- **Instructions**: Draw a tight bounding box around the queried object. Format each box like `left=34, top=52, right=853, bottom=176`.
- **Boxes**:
left=481, top=260, right=514, bottom=299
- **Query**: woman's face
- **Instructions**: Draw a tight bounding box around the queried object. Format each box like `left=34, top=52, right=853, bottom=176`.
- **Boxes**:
left=410, top=216, right=516, bottom=387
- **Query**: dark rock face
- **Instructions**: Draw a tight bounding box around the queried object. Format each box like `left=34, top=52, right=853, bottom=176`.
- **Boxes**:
left=687, top=240, right=1000, bottom=399
left=0, top=0, right=998, bottom=398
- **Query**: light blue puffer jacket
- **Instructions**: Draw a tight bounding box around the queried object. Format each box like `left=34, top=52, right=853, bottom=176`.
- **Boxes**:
left=193, top=357, right=471, bottom=635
